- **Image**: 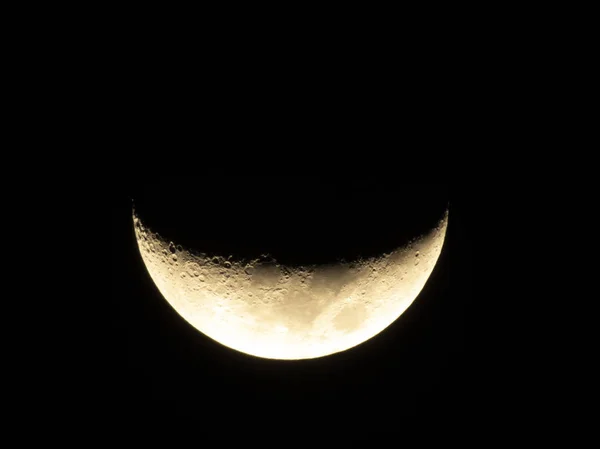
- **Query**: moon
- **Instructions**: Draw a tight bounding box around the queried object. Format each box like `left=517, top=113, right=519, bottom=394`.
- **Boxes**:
left=133, top=208, right=448, bottom=360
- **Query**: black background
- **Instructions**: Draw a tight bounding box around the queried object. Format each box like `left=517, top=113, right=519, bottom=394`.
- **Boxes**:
left=111, top=178, right=473, bottom=427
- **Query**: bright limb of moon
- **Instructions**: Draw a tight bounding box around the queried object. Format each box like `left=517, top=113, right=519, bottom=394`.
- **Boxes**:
left=133, top=210, right=448, bottom=360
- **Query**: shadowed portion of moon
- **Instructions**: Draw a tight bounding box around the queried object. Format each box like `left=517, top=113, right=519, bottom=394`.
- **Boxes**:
left=133, top=203, right=449, bottom=360
left=131, top=179, right=449, bottom=267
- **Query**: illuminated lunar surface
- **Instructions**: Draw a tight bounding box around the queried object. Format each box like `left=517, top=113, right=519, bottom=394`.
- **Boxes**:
left=133, top=210, right=449, bottom=360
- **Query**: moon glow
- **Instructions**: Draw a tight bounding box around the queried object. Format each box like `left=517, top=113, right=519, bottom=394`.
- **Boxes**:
left=133, top=209, right=448, bottom=360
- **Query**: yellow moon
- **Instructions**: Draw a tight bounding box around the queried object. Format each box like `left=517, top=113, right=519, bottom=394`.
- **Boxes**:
left=133, top=210, right=448, bottom=360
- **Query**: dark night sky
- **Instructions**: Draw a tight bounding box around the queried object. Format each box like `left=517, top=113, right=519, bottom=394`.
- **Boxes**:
left=111, top=178, right=473, bottom=428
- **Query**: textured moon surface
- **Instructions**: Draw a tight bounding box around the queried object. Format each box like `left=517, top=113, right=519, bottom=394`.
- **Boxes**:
left=133, top=210, right=448, bottom=360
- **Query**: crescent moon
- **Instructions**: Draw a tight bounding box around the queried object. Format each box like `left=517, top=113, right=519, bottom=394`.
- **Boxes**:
left=133, top=209, right=448, bottom=360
